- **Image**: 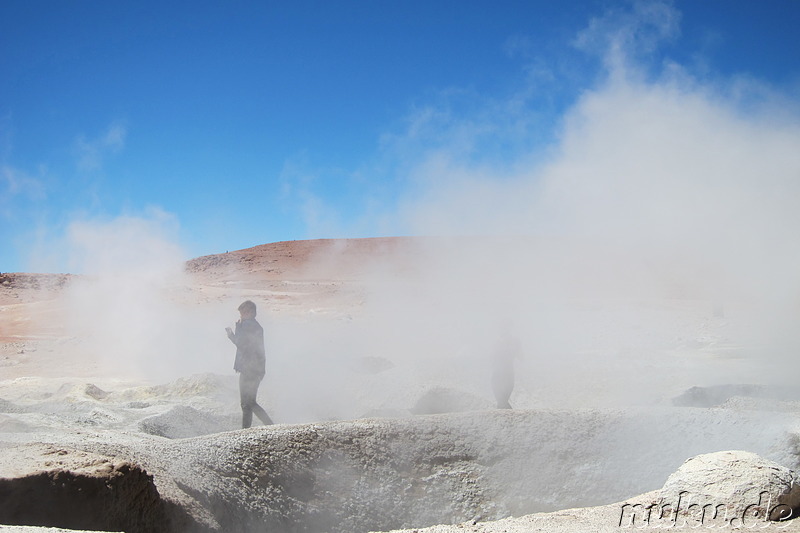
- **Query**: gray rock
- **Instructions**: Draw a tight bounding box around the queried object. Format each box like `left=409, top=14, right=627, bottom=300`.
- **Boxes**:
left=660, top=450, right=800, bottom=524
left=672, top=384, right=800, bottom=408
left=138, top=405, right=238, bottom=439
left=83, top=383, right=109, bottom=401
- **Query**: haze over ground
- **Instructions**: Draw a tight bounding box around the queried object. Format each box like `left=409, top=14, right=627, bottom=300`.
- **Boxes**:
left=4, top=240, right=800, bottom=532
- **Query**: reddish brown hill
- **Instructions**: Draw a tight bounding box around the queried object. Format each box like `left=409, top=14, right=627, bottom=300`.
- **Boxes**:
left=185, top=237, right=420, bottom=282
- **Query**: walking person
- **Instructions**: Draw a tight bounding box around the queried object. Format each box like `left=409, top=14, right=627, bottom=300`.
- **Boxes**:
left=492, top=322, right=521, bottom=409
left=226, top=300, right=273, bottom=428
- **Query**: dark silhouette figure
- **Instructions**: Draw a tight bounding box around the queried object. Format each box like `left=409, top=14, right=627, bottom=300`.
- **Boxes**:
left=492, top=333, right=520, bottom=409
left=226, top=300, right=273, bottom=428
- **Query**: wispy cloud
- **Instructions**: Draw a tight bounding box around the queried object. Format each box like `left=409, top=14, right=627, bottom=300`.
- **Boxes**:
left=279, top=155, right=340, bottom=237
left=0, top=164, right=46, bottom=218
left=75, top=121, right=127, bottom=172
left=1, top=164, right=45, bottom=199
left=574, top=0, right=681, bottom=75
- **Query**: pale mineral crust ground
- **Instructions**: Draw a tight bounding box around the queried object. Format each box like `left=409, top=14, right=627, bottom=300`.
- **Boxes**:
left=2, top=238, right=800, bottom=532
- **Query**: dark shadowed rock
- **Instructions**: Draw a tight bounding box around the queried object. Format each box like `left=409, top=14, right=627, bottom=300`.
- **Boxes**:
left=0, top=444, right=196, bottom=533
left=672, top=384, right=800, bottom=408
left=83, top=383, right=109, bottom=401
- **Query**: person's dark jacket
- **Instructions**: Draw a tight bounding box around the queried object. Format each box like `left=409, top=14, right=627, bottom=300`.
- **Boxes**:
left=230, top=318, right=266, bottom=377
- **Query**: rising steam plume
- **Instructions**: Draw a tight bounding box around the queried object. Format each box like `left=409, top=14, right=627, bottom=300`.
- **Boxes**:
left=47, top=1, right=800, bottom=420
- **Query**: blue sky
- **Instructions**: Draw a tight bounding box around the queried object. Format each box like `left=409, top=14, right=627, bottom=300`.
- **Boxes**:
left=1, top=1, right=799, bottom=273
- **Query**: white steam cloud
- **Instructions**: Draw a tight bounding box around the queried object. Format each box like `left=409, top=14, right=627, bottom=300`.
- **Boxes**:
left=299, top=0, right=800, bottom=410
left=49, top=1, right=800, bottom=419
left=61, top=210, right=230, bottom=381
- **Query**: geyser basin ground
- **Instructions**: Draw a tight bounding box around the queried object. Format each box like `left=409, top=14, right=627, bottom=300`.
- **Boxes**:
left=2, top=403, right=800, bottom=533
left=5, top=240, right=800, bottom=532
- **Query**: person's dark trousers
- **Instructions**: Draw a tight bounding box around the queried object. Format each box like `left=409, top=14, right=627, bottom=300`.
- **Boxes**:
left=239, top=372, right=273, bottom=428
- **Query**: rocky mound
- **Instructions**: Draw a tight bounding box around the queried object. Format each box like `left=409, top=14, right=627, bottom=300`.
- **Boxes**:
left=384, top=451, right=800, bottom=532
left=4, top=406, right=798, bottom=533
left=659, top=450, right=800, bottom=523
left=138, top=405, right=238, bottom=439
left=673, top=384, right=800, bottom=408
left=0, top=273, right=73, bottom=293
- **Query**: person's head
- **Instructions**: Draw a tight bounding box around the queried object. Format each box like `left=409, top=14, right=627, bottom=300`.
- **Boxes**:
left=238, top=300, right=257, bottom=319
